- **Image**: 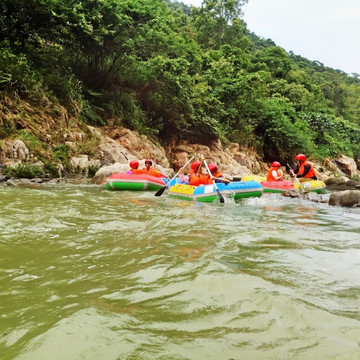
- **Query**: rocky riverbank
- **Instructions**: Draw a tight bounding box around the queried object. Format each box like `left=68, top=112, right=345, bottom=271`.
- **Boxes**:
left=1, top=96, right=360, bottom=206
left=2, top=124, right=359, bottom=184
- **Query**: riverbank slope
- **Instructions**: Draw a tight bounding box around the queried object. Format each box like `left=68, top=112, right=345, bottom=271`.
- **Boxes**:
left=1, top=95, right=359, bottom=189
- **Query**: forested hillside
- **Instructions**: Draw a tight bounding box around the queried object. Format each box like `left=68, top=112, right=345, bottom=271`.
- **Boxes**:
left=1, top=0, right=360, bottom=166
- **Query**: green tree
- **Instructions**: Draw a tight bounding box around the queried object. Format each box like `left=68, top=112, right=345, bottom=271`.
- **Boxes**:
left=191, top=0, right=248, bottom=49
left=256, top=46, right=293, bottom=78
left=1, top=0, right=360, bottom=165
left=255, top=96, right=314, bottom=162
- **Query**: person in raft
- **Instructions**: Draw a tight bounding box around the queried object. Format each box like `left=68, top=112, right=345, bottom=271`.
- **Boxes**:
left=186, top=160, right=202, bottom=185
left=178, top=162, right=192, bottom=184
left=127, top=160, right=143, bottom=175
left=206, top=163, right=230, bottom=184
left=184, top=159, right=208, bottom=186
left=291, top=154, right=317, bottom=181
left=266, top=161, right=284, bottom=181
left=142, top=158, right=167, bottom=178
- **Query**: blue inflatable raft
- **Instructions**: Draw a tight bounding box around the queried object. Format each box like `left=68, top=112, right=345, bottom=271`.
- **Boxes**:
left=168, top=180, right=263, bottom=202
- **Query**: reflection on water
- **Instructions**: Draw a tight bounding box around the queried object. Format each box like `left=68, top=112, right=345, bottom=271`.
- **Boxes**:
left=0, top=185, right=360, bottom=360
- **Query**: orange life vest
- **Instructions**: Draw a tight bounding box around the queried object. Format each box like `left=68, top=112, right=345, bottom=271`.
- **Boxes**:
left=298, top=161, right=316, bottom=179
left=199, top=173, right=209, bottom=185
left=142, top=166, right=165, bottom=178
left=206, top=170, right=223, bottom=184
left=267, top=167, right=282, bottom=181
left=188, top=169, right=201, bottom=186
left=130, top=169, right=143, bottom=175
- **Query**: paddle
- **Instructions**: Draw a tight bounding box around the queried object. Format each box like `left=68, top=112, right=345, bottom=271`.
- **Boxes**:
left=154, top=156, right=194, bottom=197
left=121, top=152, right=129, bottom=161
left=203, top=159, right=225, bottom=203
left=287, top=163, right=304, bottom=193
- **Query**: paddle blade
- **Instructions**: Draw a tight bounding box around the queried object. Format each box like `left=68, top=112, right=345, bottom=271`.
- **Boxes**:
left=216, top=188, right=225, bottom=203
left=154, top=186, right=166, bottom=197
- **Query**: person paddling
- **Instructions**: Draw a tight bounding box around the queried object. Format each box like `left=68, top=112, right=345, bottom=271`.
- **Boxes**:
left=206, top=163, right=230, bottom=184
left=185, top=157, right=210, bottom=186
left=187, top=160, right=202, bottom=186
left=182, top=157, right=229, bottom=186
left=291, top=154, right=317, bottom=181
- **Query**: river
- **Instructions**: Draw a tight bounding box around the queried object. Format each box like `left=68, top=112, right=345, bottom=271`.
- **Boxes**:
left=1, top=184, right=360, bottom=359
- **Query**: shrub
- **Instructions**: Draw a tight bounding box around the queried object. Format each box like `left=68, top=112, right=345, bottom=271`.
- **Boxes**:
left=88, top=165, right=100, bottom=178
left=53, top=144, right=71, bottom=162
left=0, top=46, right=41, bottom=96
left=17, top=130, right=46, bottom=156
left=3, top=163, right=45, bottom=178
left=0, top=119, right=16, bottom=139
left=77, top=137, right=100, bottom=157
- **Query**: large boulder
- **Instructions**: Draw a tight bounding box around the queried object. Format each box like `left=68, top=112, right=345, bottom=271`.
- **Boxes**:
left=313, top=158, right=342, bottom=182
left=329, top=190, right=360, bottom=207
left=2, top=139, right=29, bottom=163
left=70, top=155, right=89, bottom=176
left=91, top=163, right=129, bottom=184
left=226, top=142, right=267, bottom=175
left=335, top=155, right=358, bottom=177
left=325, top=176, right=360, bottom=190
left=103, top=127, right=170, bottom=168
left=96, top=137, right=129, bottom=166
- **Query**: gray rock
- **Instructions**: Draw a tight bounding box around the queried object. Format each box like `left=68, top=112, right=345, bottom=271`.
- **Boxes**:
left=303, top=192, right=329, bottom=203
left=6, top=178, right=32, bottom=186
left=329, top=190, right=360, bottom=207
left=281, top=188, right=300, bottom=198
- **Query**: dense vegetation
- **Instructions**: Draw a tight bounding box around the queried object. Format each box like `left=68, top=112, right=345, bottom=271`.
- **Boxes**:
left=1, top=0, right=360, bottom=164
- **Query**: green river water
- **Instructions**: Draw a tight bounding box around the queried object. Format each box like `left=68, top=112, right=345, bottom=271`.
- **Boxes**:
left=1, top=184, right=360, bottom=360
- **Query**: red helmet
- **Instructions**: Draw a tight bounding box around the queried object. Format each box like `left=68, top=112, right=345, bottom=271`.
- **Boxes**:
left=191, top=161, right=201, bottom=171
left=129, top=160, right=139, bottom=169
left=145, top=158, right=152, bottom=165
left=295, top=154, right=306, bottom=162
left=208, top=163, right=217, bottom=172
left=272, top=161, right=281, bottom=167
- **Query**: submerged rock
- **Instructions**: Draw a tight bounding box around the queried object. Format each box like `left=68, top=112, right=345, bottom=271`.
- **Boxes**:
left=281, top=189, right=329, bottom=203
left=303, top=192, right=329, bottom=203
left=281, top=188, right=300, bottom=198
left=6, top=178, right=32, bottom=186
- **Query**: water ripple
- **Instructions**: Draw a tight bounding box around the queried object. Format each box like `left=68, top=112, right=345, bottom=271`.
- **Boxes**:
left=1, top=185, right=359, bottom=359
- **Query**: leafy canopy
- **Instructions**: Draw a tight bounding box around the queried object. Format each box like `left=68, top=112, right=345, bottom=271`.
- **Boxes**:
left=1, top=0, right=360, bottom=163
